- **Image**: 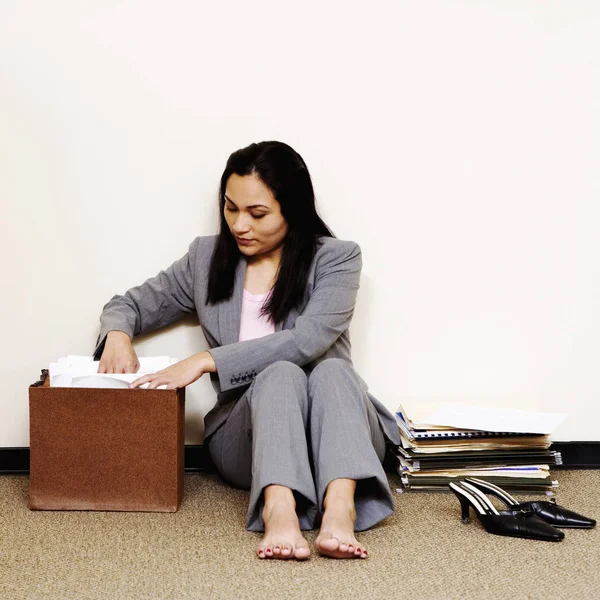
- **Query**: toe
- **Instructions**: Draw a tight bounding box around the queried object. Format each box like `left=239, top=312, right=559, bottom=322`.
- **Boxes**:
left=294, top=542, right=311, bottom=560
left=257, top=547, right=266, bottom=559
left=273, top=545, right=281, bottom=556
left=281, top=546, right=292, bottom=557
left=317, top=535, right=341, bottom=552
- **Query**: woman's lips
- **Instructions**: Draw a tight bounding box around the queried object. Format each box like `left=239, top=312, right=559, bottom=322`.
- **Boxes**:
left=236, top=237, right=254, bottom=245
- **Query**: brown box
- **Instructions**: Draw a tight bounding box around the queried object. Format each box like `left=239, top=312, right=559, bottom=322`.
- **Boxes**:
left=29, top=369, right=185, bottom=512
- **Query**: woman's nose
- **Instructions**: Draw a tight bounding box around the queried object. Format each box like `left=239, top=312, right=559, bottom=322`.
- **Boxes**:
left=232, top=214, right=251, bottom=232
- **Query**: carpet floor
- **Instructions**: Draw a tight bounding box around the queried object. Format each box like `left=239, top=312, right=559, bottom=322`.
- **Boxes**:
left=0, top=470, right=598, bottom=600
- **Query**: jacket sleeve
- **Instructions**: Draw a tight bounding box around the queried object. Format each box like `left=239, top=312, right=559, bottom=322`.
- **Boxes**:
left=92, top=237, right=199, bottom=360
left=208, top=240, right=362, bottom=392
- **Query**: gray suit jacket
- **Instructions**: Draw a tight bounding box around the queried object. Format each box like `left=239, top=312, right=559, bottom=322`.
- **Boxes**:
left=93, top=235, right=401, bottom=445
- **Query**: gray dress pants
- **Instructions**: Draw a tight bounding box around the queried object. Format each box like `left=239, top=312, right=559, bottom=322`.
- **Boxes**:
left=205, top=358, right=395, bottom=532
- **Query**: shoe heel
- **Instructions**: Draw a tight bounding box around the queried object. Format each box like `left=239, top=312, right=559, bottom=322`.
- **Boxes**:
left=449, top=484, right=472, bottom=523
left=459, top=497, right=471, bottom=523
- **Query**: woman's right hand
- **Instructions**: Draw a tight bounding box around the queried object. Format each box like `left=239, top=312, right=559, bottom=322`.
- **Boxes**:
left=98, top=331, right=140, bottom=373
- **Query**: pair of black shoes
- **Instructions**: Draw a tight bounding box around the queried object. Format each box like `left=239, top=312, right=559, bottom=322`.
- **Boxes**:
left=449, top=477, right=596, bottom=542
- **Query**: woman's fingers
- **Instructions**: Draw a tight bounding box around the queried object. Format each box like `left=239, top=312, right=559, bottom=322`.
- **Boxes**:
left=129, top=374, right=173, bottom=389
left=147, top=378, right=164, bottom=389
left=129, top=374, right=150, bottom=388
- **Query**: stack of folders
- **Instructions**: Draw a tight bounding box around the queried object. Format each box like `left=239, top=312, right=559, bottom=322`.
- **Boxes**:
left=394, top=404, right=564, bottom=494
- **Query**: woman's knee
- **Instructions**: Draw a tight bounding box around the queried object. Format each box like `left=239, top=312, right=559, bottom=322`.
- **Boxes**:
left=308, top=358, right=354, bottom=391
left=256, top=360, right=308, bottom=387
left=251, top=361, right=309, bottom=413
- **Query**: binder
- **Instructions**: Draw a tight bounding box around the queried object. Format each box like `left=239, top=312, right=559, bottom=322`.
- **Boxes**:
left=411, top=430, right=535, bottom=440
left=395, top=408, right=544, bottom=440
left=397, top=474, right=559, bottom=494
left=397, top=452, right=562, bottom=472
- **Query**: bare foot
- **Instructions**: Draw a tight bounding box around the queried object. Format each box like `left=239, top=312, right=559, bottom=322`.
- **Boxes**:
left=257, top=485, right=310, bottom=560
left=315, top=479, right=368, bottom=559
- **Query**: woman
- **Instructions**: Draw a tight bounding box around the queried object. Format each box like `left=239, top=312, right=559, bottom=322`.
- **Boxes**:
left=94, top=140, right=401, bottom=561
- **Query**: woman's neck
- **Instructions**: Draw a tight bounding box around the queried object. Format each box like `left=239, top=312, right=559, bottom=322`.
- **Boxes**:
left=246, top=244, right=283, bottom=269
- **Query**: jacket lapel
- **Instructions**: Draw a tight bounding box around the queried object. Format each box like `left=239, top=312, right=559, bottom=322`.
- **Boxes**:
left=218, top=256, right=245, bottom=346
left=217, top=254, right=286, bottom=346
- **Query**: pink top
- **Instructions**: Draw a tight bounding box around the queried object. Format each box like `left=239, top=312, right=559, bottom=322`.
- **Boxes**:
left=238, top=288, right=275, bottom=342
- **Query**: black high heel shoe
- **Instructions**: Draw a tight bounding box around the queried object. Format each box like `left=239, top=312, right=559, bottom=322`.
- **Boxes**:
left=464, top=477, right=596, bottom=529
left=449, top=481, right=565, bottom=541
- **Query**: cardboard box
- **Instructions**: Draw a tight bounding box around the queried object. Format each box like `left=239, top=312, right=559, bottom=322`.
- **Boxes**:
left=29, top=369, right=185, bottom=512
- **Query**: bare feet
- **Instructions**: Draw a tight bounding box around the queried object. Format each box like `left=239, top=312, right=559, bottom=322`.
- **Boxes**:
left=315, top=478, right=368, bottom=559
left=257, top=485, right=310, bottom=560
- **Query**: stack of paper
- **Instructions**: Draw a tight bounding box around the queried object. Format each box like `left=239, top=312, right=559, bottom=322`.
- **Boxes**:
left=49, top=355, right=180, bottom=390
left=395, top=403, right=567, bottom=494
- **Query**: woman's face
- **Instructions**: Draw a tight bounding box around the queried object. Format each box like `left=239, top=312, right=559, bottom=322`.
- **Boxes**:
left=224, top=173, right=289, bottom=260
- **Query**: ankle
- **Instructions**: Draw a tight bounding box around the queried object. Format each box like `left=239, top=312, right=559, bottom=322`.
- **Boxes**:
left=323, top=478, right=356, bottom=507
left=263, top=484, right=296, bottom=511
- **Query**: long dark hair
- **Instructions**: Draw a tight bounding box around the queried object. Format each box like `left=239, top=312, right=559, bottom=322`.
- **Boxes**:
left=206, top=141, right=335, bottom=325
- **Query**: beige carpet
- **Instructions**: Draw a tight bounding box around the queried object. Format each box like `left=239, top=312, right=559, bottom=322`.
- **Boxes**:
left=0, top=470, right=598, bottom=600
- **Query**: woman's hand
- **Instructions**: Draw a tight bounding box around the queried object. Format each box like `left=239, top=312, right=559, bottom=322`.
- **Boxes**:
left=128, top=352, right=214, bottom=390
left=98, top=331, right=140, bottom=374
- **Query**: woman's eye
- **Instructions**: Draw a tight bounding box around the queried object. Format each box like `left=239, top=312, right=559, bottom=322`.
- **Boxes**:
left=226, top=206, right=265, bottom=219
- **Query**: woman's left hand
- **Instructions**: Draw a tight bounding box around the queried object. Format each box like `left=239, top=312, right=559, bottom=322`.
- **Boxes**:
left=129, top=352, right=214, bottom=390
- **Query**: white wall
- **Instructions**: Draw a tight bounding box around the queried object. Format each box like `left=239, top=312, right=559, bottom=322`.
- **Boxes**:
left=1, top=1, right=598, bottom=445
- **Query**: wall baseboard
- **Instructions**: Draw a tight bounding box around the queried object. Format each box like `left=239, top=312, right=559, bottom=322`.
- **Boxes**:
left=1, top=443, right=598, bottom=475
left=0, top=445, right=216, bottom=475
